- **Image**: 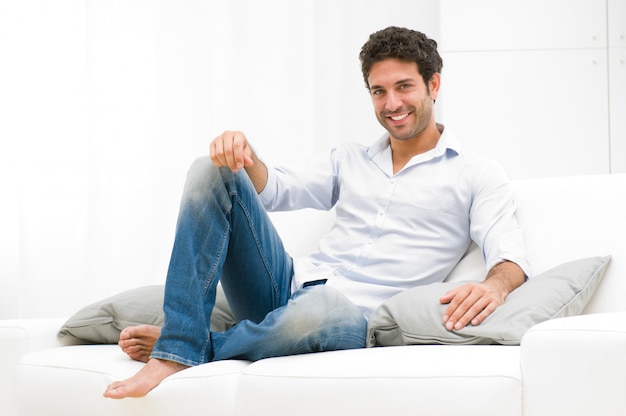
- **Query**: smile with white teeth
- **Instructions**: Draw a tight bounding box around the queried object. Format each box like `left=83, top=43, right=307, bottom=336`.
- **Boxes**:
left=390, top=113, right=409, bottom=121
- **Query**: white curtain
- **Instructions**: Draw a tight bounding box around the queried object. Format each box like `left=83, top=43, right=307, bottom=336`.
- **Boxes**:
left=0, top=0, right=440, bottom=318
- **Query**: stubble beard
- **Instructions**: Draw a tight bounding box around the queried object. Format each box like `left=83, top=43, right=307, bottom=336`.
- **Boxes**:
left=378, top=96, right=434, bottom=142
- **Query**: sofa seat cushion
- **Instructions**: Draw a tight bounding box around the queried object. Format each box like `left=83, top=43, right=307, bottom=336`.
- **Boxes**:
left=236, top=345, right=522, bottom=416
left=17, top=345, right=250, bottom=416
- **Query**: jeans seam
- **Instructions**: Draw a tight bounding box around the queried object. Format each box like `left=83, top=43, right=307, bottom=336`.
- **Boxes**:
left=234, top=195, right=280, bottom=305
left=201, top=225, right=229, bottom=299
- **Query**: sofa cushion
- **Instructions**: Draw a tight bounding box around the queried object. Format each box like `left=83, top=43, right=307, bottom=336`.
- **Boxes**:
left=58, top=285, right=165, bottom=344
left=236, top=346, right=523, bottom=416
left=17, top=345, right=250, bottom=416
left=367, top=255, right=611, bottom=347
left=58, top=285, right=235, bottom=343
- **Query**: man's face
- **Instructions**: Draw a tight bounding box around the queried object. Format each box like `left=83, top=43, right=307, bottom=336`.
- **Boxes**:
left=367, top=58, right=439, bottom=141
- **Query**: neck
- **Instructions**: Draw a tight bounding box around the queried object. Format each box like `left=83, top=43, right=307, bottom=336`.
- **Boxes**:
left=390, top=122, right=442, bottom=173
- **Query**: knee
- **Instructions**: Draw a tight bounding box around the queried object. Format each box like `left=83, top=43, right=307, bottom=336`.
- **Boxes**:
left=300, top=286, right=364, bottom=325
left=187, top=156, right=219, bottom=185
left=183, top=157, right=229, bottom=202
left=287, top=286, right=367, bottom=349
left=186, top=157, right=251, bottom=195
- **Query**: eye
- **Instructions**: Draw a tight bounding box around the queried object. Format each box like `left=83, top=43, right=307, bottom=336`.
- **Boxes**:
left=371, top=89, right=385, bottom=96
left=399, top=83, right=412, bottom=90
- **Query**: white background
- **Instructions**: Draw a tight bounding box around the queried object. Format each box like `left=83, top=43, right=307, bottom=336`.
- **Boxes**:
left=0, top=0, right=624, bottom=318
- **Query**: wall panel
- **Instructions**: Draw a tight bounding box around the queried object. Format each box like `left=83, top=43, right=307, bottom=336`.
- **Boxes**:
left=439, top=0, right=612, bottom=179
left=439, top=50, right=609, bottom=179
left=440, top=0, right=607, bottom=51
left=609, top=0, right=626, bottom=173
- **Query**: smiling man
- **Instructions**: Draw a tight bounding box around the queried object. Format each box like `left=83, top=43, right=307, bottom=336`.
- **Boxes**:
left=369, top=57, right=441, bottom=172
left=104, top=26, right=530, bottom=399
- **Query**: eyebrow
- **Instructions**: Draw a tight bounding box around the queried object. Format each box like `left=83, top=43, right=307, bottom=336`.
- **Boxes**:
left=369, top=78, right=416, bottom=91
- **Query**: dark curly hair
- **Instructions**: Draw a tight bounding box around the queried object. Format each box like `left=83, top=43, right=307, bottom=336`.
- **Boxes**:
left=359, top=26, right=443, bottom=89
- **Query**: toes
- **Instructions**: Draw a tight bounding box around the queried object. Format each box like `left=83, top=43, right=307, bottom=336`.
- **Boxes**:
left=119, top=327, right=134, bottom=340
left=119, top=324, right=161, bottom=342
left=103, top=382, right=127, bottom=399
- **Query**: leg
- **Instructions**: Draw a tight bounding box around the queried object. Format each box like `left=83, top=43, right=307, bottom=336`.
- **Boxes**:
left=105, top=158, right=292, bottom=398
left=106, top=285, right=366, bottom=399
left=153, top=158, right=292, bottom=365
left=118, top=284, right=235, bottom=363
left=115, top=285, right=366, bottom=364
left=211, top=285, right=367, bottom=361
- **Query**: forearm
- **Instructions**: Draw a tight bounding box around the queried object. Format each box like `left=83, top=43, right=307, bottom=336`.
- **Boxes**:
left=244, top=151, right=268, bottom=194
left=484, top=260, right=526, bottom=298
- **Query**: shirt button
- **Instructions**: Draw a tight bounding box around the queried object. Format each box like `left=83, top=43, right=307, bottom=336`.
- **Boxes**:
left=378, top=209, right=385, bottom=215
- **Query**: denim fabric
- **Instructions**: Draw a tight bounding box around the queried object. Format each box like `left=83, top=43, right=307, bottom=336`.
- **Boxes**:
left=151, top=157, right=366, bottom=366
left=211, top=284, right=367, bottom=361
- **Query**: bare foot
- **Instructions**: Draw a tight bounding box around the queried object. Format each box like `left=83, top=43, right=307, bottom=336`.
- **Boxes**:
left=103, top=357, right=188, bottom=399
left=118, top=325, right=161, bottom=363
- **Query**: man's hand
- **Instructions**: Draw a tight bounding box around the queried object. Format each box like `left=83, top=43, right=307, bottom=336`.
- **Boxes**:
left=210, top=130, right=255, bottom=172
left=439, top=261, right=525, bottom=331
left=209, top=130, right=268, bottom=193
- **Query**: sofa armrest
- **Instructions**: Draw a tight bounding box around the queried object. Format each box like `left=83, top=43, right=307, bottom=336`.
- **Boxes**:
left=0, top=318, right=78, bottom=416
left=521, top=312, right=626, bottom=416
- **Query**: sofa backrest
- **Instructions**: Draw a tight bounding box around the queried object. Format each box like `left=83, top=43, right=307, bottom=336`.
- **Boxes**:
left=271, top=173, right=626, bottom=315
left=512, top=173, right=625, bottom=314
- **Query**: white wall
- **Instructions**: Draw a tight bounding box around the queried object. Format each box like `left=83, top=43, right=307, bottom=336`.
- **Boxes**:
left=1, top=0, right=623, bottom=319
left=0, top=1, right=91, bottom=318
left=0, top=0, right=440, bottom=318
left=438, top=0, right=626, bottom=179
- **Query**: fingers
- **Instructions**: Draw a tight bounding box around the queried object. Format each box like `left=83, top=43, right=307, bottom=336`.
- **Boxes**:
left=210, top=130, right=253, bottom=172
left=440, top=283, right=502, bottom=331
left=469, top=302, right=498, bottom=326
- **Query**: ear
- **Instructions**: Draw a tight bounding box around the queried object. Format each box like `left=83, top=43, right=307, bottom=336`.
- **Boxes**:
left=428, top=73, right=441, bottom=100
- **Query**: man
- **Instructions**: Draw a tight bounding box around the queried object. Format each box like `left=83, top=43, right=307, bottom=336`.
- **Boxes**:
left=104, top=26, right=529, bottom=399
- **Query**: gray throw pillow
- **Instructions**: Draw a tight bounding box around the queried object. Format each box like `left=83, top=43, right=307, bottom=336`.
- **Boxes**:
left=58, top=284, right=235, bottom=343
left=367, top=255, right=611, bottom=347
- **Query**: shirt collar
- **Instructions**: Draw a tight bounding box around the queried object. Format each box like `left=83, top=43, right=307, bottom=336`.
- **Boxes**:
left=367, top=123, right=463, bottom=160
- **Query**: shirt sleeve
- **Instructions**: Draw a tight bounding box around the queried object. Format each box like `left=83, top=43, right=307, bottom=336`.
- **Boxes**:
left=258, top=148, right=341, bottom=212
left=469, top=160, right=532, bottom=279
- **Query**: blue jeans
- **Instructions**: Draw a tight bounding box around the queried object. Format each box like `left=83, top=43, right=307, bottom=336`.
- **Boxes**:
left=151, top=157, right=367, bottom=366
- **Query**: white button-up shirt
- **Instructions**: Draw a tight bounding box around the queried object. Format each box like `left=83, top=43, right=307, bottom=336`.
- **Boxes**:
left=259, top=127, right=530, bottom=318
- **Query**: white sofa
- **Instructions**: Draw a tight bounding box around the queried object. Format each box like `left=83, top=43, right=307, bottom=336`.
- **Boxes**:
left=2, top=173, right=626, bottom=416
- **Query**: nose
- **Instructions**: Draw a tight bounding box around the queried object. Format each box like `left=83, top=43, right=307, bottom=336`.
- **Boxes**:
left=384, top=91, right=402, bottom=112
